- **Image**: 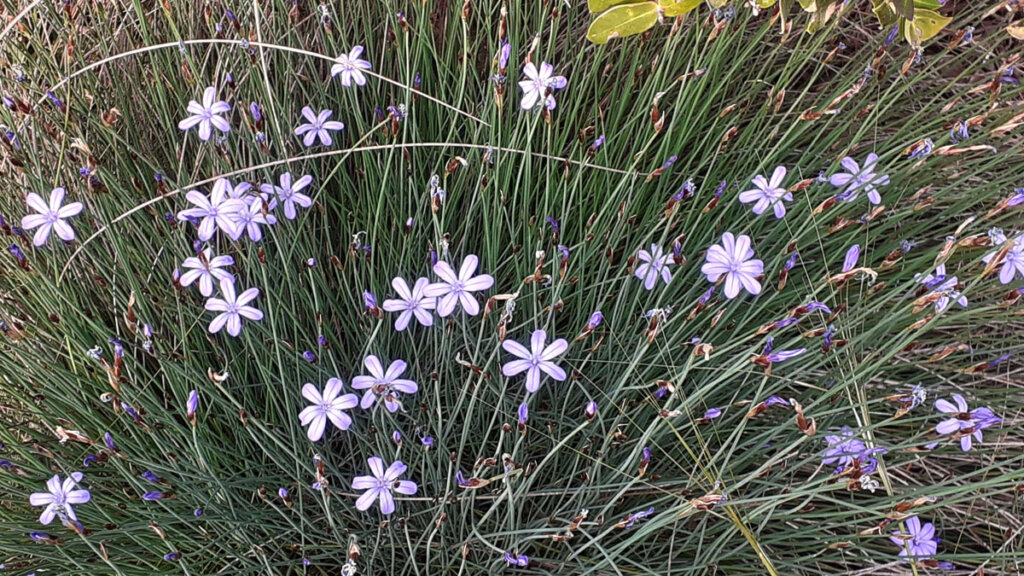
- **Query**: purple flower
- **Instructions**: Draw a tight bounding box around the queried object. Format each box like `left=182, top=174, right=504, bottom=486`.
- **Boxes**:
left=179, top=248, right=234, bottom=297
left=352, top=457, right=417, bottom=515
left=504, top=552, right=530, bottom=567
left=29, top=473, right=90, bottom=525
left=294, top=107, right=344, bottom=147
left=142, top=491, right=164, bottom=501
left=20, top=188, right=84, bottom=246
left=501, top=330, right=568, bottom=393
left=178, top=86, right=231, bottom=141
left=701, top=232, right=764, bottom=299
left=634, top=244, right=673, bottom=290
left=299, top=378, right=359, bottom=441
left=351, top=355, right=418, bottom=412
left=764, top=396, right=790, bottom=407
left=176, top=183, right=247, bottom=241
left=842, top=245, right=860, bottom=273
left=738, top=166, right=792, bottom=219
left=982, top=235, right=1024, bottom=284
left=331, top=46, right=372, bottom=87
left=703, top=408, right=722, bottom=419
left=822, top=426, right=866, bottom=470
left=424, top=254, right=495, bottom=316
left=935, top=395, right=1000, bottom=451
left=382, top=277, right=436, bottom=331
left=889, top=516, right=938, bottom=560
left=259, top=173, right=313, bottom=220
left=205, top=279, right=263, bottom=337
left=231, top=200, right=272, bottom=242
left=519, top=62, right=567, bottom=111
left=830, top=153, right=889, bottom=205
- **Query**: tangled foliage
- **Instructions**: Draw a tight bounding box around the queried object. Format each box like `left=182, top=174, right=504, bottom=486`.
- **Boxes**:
left=0, top=1, right=1022, bottom=574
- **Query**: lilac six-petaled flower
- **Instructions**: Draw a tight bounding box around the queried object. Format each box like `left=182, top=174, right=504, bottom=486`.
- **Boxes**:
left=352, top=457, right=417, bottom=515
left=502, top=330, right=568, bottom=393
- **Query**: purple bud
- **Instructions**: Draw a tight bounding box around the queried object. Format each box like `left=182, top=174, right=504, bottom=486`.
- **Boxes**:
left=317, top=335, right=328, bottom=347
left=29, top=531, right=51, bottom=543
left=784, top=251, right=799, bottom=271
left=194, top=508, right=203, bottom=516
left=225, top=8, right=237, bottom=20
left=557, top=245, right=569, bottom=261
left=714, top=180, right=727, bottom=198
left=104, top=432, right=117, bottom=451
left=2, top=96, right=14, bottom=110
left=498, top=41, right=511, bottom=69
left=823, top=325, right=835, bottom=348
left=885, top=25, right=899, bottom=46
left=142, top=471, right=160, bottom=483
left=455, top=470, right=470, bottom=487
left=142, top=491, right=165, bottom=501
left=363, top=290, right=377, bottom=310
left=121, top=402, right=139, bottom=420
left=699, top=286, right=715, bottom=305
left=504, top=552, right=529, bottom=567
left=302, top=350, right=316, bottom=363
left=585, top=400, right=598, bottom=419
left=305, top=259, right=316, bottom=269
left=703, top=408, right=722, bottom=420
left=45, top=90, right=65, bottom=110
left=518, top=402, right=528, bottom=424
left=545, top=217, right=559, bottom=233
left=429, top=248, right=438, bottom=266
left=641, top=446, right=651, bottom=464
left=109, top=338, right=124, bottom=358
left=392, top=430, right=402, bottom=444
left=764, top=335, right=774, bottom=355
left=143, top=323, right=153, bottom=338
left=187, top=390, right=198, bottom=418
left=421, top=436, right=434, bottom=448
left=662, top=155, right=678, bottom=170
left=842, top=245, right=860, bottom=273
left=987, top=353, right=1012, bottom=368
left=775, top=317, right=799, bottom=328
left=804, top=302, right=831, bottom=314
left=164, top=552, right=180, bottom=562
left=767, top=348, right=807, bottom=363
left=764, top=396, right=790, bottom=407
left=249, top=102, right=261, bottom=122
left=278, top=487, right=289, bottom=499
left=413, top=72, right=421, bottom=89
left=1007, top=188, right=1024, bottom=207
left=593, top=134, right=606, bottom=149
left=587, top=311, right=603, bottom=329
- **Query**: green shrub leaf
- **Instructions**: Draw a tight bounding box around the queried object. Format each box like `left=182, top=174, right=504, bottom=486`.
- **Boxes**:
left=586, top=2, right=660, bottom=44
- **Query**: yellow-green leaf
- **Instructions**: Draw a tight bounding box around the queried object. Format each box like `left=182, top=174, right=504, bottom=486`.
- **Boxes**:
left=660, top=0, right=702, bottom=17
left=707, top=0, right=729, bottom=8
left=892, top=0, right=914, bottom=21
left=586, top=2, right=660, bottom=44
left=872, top=1, right=897, bottom=27
left=796, top=0, right=817, bottom=12
left=588, top=0, right=646, bottom=14
left=912, top=0, right=941, bottom=10
left=1008, top=24, right=1024, bottom=40
left=756, top=0, right=777, bottom=8
left=906, top=9, right=952, bottom=44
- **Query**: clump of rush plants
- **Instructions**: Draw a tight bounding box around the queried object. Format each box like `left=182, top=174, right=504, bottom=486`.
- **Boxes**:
left=1, top=1, right=1023, bottom=574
